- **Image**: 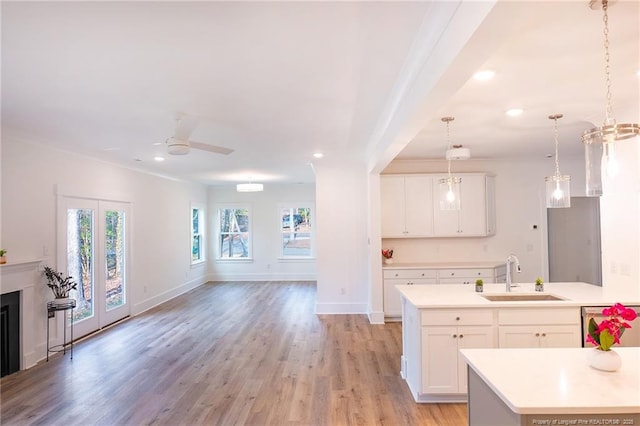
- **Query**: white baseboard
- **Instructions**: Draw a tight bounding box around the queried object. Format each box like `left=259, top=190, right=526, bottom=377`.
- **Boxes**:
left=132, top=277, right=206, bottom=315
left=367, top=310, right=385, bottom=324
left=208, top=272, right=316, bottom=281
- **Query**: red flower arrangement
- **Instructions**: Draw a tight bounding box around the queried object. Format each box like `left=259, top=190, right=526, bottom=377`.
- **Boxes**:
left=586, top=303, right=637, bottom=351
left=381, top=249, right=393, bottom=259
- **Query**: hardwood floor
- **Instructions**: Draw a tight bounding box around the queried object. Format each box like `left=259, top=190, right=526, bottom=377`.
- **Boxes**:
left=1, top=282, right=467, bottom=425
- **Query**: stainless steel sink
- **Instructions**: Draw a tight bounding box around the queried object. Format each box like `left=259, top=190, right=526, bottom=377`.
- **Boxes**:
left=481, top=294, right=566, bottom=302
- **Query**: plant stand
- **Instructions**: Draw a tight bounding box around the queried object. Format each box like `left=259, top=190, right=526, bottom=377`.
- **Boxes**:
left=46, top=299, right=76, bottom=361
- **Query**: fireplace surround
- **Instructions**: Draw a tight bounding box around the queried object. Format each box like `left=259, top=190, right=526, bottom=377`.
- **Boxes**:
left=0, top=260, right=43, bottom=371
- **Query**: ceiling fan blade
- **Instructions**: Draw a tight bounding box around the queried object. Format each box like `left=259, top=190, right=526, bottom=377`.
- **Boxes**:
left=190, top=141, right=234, bottom=155
left=174, top=115, right=198, bottom=141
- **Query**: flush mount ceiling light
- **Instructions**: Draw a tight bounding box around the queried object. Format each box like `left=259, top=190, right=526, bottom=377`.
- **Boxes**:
left=505, top=108, right=524, bottom=117
left=545, top=114, right=571, bottom=208
left=438, top=116, right=462, bottom=211
left=582, top=0, right=640, bottom=196
left=473, top=69, right=495, bottom=81
left=236, top=182, right=264, bottom=192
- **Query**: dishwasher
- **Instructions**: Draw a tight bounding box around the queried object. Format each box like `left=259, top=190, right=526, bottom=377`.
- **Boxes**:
left=582, top=306, right=640, bottom=347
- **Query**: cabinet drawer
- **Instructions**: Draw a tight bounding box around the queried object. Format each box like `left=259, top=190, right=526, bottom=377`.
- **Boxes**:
left=383, top=269, right=437, bottom=279
left=498, top=308, right=580, bottom=325
left=438, top=278, right=476, bottom=285
left=439, top=268, right=494, bottom=279
left=421, top=309, right=494, bottom=326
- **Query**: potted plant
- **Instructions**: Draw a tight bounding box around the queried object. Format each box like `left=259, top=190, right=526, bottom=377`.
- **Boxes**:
left=0, top=249, right=6, bottom=264
left=475, top=279, right=483, bottom=293
left=43, top=266, right=78, bottom=305
left=382, top=249, right=394, bottom=265
left=535, top=277, right=544, bottom=292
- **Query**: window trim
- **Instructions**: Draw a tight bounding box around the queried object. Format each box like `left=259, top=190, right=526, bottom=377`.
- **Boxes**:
left=216, top=203, right=253, bottom=261
left=190, top=202, right=206, bottom=265
left=277, top=202, right=314, bottom=260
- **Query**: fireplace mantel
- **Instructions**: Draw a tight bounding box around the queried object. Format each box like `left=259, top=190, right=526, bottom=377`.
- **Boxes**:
left=1, top=259, right=44, bottom=370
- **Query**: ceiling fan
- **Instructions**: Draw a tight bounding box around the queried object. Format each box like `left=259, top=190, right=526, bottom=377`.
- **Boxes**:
left=166, top=115, right=234, bottom=156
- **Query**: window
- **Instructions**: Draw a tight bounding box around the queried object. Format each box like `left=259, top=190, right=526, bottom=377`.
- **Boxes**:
left=218, top=206, right=251, bottom=259
left=191, top=204, right=205, bottom=264
left=280, top=205, right=313, bottom=258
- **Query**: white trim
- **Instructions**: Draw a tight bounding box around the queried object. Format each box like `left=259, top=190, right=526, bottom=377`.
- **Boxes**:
left=368, top=310, right=386, bottom=324
left=190, top=202, right=206, bottom=265
left=208, top=272, right=316, bottom=281
left=132, top=276, right=206, bottom=315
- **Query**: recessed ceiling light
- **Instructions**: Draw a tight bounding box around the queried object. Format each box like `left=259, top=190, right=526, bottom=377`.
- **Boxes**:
left=154, top=156, right=165, bottom=162
left=473, top=69, right=495, bottom=81
left=313, top=152, right=324, bottom=159
left=506, top=108, right=524, bottom=117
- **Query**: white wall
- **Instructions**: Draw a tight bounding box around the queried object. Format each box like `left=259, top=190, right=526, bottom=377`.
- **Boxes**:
left=381, top=156, right=587, bottom=283
left=314, top=161, right=370, bottom=314
left=207, top=184, right=316, bottom=281
left=1, top=138, right=209, bottom=363
left=599, top=136, right=640, bottom=297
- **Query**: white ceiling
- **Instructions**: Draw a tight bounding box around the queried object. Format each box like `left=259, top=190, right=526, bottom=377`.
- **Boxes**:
left=2, top=1, right=639, bottom=186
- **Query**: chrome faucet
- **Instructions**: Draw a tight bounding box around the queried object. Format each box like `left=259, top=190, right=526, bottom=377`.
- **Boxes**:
left=505, top=254, right=521, bottom=292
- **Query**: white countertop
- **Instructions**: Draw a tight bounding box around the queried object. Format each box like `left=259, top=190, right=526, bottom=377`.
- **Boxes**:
left=396, top=282, right=640, bottom=308
left=383, top=261, right=504, bottom=270
left=460, top=347, right=640, bottom=414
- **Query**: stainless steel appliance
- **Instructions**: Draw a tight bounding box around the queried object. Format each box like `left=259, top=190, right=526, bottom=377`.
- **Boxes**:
left=582, top=306, right=640, bottom=347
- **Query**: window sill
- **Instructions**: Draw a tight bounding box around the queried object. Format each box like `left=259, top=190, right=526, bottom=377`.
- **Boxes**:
left=190, top=260, right=207, bottom=268
left=277, top=257, right=316, bottom=263
left=216, top=258, right=254, bottom=263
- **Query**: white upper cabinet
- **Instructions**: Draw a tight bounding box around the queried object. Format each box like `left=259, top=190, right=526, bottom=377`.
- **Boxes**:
left=433, top=174, right=495, bottom=237
left=380, top=175, right=433, bottom=238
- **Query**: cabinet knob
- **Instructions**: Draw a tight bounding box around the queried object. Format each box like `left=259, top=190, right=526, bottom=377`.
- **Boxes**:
left=421, top=273, right=425, bottom=276
left=455, top=317, right=460, bottom=321
left=535, top=333, right=540, bottom=337
left=541, top=333, right=546, bottom=337
left=395, top=274, right=399, bottom=277
left=452, top=334, right=457, bottom=338
left=450, top=273, right=454, bottom=276
left=459, top=334, right=463, bottom=339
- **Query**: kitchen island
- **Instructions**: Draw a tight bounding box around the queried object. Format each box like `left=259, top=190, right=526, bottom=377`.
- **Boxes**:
left=460, top=347, right=640, bottom=425
left=396, top=282, right=640, bottom=403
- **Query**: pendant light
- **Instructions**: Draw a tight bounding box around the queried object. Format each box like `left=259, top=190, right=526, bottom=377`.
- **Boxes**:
left=545, top=114, right=571, bottom=208
left=582, top=0, right=640, bottom=196
left=438, top=116, right=461, bottom=211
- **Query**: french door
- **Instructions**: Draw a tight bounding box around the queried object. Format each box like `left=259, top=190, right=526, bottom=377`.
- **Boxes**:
left=58, top=197, right=130, bottom=338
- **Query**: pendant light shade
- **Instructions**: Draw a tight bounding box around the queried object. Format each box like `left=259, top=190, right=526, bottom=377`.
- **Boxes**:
left=438, top=116, right=461, bottom=211
left=545, top=114, right=571, bottom=208
left=581, top=0, right=640, bottom=195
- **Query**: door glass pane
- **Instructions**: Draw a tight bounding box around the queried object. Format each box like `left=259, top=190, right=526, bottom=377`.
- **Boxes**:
left=67, top=208, right=94, bottom=322
left=105, top=210, right=125, bottom=311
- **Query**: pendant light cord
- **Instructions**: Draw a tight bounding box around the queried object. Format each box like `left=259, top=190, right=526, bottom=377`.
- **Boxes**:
left=553, top=116, right=560, bottom=177
left=602, top=0, right=613, bottom=124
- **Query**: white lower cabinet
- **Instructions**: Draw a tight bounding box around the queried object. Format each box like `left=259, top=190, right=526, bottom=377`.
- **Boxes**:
left=497, top=308, right=581, bottom=348
left=419, top=309, right=495, bottom=397
left=499, top=325, right=580, bottom=348
left=422, top=325, right=494, bottom=394
left=401, top=305, right=582, bottom=403
left=383, top=270, right=437, bottom=317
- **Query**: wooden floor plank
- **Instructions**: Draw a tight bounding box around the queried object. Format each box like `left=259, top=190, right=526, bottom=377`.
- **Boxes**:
left=0, top=281, right=467, bottom=425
